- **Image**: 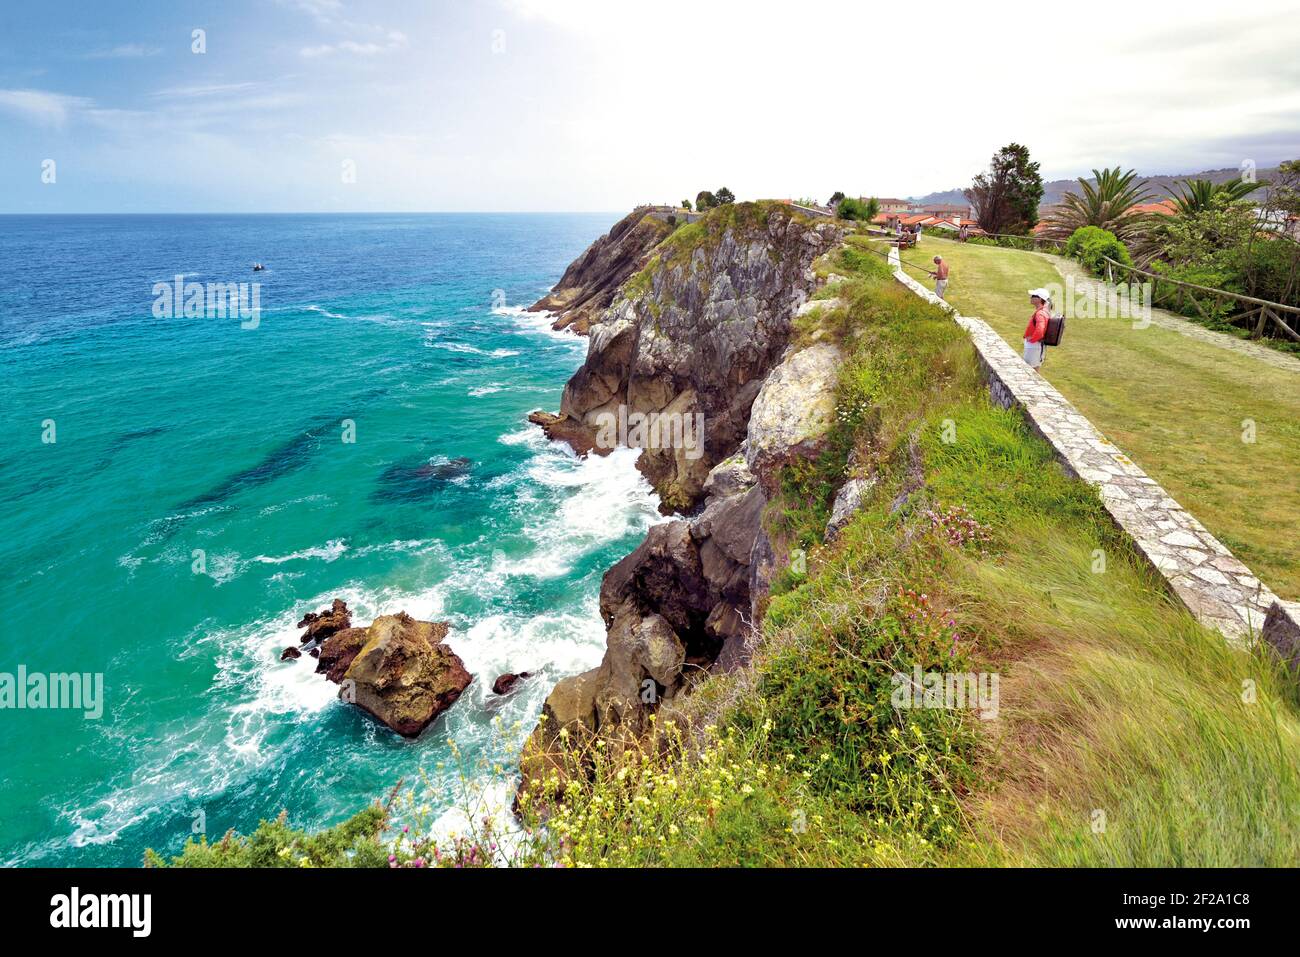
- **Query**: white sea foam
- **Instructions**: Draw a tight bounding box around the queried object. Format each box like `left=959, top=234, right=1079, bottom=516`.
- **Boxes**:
left=48, top=293, right=665, bottom=865
left=428, top=340, right=519, bottom=357
left=494, top=303, right=584, bottom=346
left=251, top=539, right=349, bottom=565
left=305, top=304, right=401, bottom=325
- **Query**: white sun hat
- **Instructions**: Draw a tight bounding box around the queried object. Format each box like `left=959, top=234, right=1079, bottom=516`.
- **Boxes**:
left=1028, top=288, right=1053, bottom=301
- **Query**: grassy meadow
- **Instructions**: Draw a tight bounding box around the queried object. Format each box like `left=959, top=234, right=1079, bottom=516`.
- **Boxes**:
left=890, top=233, right=1300, bottom=599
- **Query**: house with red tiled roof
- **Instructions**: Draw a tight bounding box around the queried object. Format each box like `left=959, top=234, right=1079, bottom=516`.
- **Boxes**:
left=1127, top=199, right=1178, bottom=216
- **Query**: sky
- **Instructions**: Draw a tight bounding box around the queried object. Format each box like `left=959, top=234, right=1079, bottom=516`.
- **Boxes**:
left=1, top=0, right=1298, bottom=213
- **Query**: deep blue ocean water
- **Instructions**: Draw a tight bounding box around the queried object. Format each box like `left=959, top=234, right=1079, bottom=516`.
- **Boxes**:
left=0, top=213, right=661, bottom=865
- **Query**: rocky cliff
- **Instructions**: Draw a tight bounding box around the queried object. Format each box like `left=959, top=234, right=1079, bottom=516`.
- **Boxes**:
left=521, top=203, right=846, bottom=794
left=528, top=207, right=674, bottom=334
left=532, top=203, right=844, bottom=513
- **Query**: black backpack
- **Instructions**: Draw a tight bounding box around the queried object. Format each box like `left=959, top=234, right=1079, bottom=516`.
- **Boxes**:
left=1043, top=314, right=1066, bottom=347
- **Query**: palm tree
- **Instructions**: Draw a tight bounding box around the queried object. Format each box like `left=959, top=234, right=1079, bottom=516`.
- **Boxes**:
left=1168, top=177, right=1261, bottom=216
left=1040, top=167, right=1154, bottom=243
left=1129, top=177, right=1266, bottom=265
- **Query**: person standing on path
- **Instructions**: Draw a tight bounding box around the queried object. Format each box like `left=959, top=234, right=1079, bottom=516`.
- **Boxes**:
left=928, top=256, right=950, bottom=299
left=1024, top=288, right=1051, bottom=369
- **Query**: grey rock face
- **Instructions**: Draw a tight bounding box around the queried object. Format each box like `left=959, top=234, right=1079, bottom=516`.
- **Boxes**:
left=703, top=455, right=756, bottom=501
left=537, top=205, right=844, bottom=512
left=745, top=341, right=843, bottom=490
left=1263, top=600, right=1300, bottom=672
left=825, top=476, right=878, bottom=541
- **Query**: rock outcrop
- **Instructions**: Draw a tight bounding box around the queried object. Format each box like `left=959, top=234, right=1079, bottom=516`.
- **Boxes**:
left=291, top=601, right=471, bottom=738
left=745, top=340, right=842, bottom=491
left=297, top=598, right=352, bottom=647
left=825, top=476, right=876, bottom=541
left=492, top=671, right=532, bottom=695
left=520, top=204, right=849, bottom=805
left=534, top=204, right=843, bottom=513
left=528, top=208, right=674, bottom=333
left=338, top=614, right=472, bottom=738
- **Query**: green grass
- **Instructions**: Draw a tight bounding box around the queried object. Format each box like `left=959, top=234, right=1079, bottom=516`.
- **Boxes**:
left=894, top=233, right=1300, bottom=599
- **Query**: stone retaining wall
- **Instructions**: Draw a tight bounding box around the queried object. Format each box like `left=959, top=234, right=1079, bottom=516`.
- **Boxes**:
left=888, top=247, right=1299, bottom=649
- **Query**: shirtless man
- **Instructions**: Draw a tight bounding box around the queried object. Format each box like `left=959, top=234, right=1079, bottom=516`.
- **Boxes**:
left=928, top=256, right=950, bottom=299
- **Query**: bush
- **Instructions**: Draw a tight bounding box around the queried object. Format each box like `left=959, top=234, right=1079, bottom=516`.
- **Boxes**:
left=1066, top=225, right=1132, bottom=275
left=836, top=197, right=876, bottom=222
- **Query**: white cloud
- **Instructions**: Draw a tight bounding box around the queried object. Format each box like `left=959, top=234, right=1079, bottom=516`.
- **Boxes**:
left=0, top=88, right=94, bottom=128
left=86, top=44, right=161, bottom=59
left=300, top=31, right=408, bottom=57
left=150, top=82, right=263, bottom=99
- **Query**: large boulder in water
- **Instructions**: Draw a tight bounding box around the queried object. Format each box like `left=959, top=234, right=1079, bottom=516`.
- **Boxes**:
left=332, top=613, right=472, bottom=738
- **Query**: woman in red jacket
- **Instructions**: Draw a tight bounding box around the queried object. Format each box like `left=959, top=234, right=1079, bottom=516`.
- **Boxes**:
left=1023, top=288, right=1051, bottom=369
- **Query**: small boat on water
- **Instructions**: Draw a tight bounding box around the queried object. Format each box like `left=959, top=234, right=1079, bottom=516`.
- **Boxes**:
left=252, top=263, right=266, bottom=272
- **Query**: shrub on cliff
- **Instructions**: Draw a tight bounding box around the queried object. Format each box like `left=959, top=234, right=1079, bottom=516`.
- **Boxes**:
left=146, top=805, right=390, bottom=867
left=695, top=190, right=715, bottom=210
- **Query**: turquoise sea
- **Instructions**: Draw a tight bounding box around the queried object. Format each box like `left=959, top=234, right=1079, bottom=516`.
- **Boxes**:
left=0, top=213, right=661, bottom=865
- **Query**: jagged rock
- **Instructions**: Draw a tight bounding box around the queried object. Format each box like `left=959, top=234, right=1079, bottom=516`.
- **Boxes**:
left=317, top=613, right=471, bottom=738
left=280, top=646, right=301, bottom=661
left=601, top=521, right=711, bottom=645
left=703, top=455, right=755, bottom=500
left=529, top=209, right=673, bottom=333
left=825, top=477, right=877, bottom=541
left=527, top=410, right=606, bottom=457
left=518, top=206, right=845, bottom=810
left=492, top=672, right=532, bottom=695
left=534, top=204, right=843, bottom=513
left=316, top=626, right=370, bottom=683
left=745, top=341, right=842, bottom=490
left=297, top=599, right=351, bottom=645
left=797, top=296, right=843, bottom=316
left=748, top=514, right=777, bottom=624
left=1263, top=600, right=1300, bottom=672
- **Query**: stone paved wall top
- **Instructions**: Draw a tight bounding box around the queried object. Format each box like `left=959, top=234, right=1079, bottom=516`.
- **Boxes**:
left=888, top=246, right=1296, bottom=647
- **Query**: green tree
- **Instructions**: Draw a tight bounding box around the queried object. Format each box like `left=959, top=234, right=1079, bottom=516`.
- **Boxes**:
left=829, top=191, right=845, bottom=206
left=696, top=190, right=715, bottom=211
left=1169, top=177, right=1261, bottom=216
left=837, top=196, right=880, bottom=222
left=682, top=199, right=692, bottom=211
left=714, top=186, right=735, bottom=205
left=964, top=144, right=1044, bottom=235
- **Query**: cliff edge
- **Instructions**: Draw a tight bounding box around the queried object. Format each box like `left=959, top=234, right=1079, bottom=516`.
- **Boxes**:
left=521, top=203, right=846, bottom=795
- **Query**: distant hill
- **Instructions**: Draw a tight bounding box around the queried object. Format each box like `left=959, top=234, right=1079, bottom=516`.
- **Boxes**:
left=909, top=166, right=1278, bottom=212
